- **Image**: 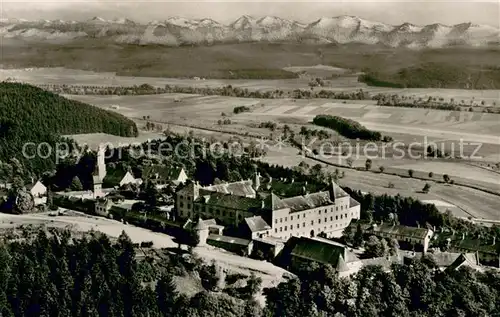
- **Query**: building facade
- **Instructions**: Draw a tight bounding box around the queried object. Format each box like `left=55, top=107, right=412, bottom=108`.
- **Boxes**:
left=176, top=173, right=361, bottom=241
left=362, top=223, right=434, bottom=253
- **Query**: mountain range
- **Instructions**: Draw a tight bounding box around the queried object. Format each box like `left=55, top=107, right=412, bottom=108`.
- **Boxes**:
left=1, top=15, right=499, bottom=48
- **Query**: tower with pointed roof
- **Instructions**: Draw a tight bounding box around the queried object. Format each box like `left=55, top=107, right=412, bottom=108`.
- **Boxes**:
left=92, top=145, right=107, bottom=199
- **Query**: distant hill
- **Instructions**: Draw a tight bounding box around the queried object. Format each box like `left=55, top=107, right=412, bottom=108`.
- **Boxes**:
left=0, top=82, right=138, bottom=175
left=0, top=15, right=498, bottom=48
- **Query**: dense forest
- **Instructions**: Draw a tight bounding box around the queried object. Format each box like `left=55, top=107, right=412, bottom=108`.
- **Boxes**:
left=0, top=227, right=499, bottom=317
left=0, top=83, right=138, bottom=176
left=312, top=115, right=385, bottom=141
left=359, top=62, right=500, bottom=90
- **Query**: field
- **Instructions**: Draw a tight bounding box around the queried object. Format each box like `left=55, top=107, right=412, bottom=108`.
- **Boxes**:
left=2, top=65, right=498, bottom=220
left=1, top=42, right=500, bottom=89
left=3, top=67, right=500, bottom=104
left=57, top=89, right=500, bottom=221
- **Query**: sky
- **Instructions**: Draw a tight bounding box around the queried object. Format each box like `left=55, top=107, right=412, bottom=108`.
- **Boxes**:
left=1, top=0, right=499, bottom=27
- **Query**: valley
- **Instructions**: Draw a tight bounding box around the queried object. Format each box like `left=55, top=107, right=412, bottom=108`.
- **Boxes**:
left=31, top=78, right=496, bottom=222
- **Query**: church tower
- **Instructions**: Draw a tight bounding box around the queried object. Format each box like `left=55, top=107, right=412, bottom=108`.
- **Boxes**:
left=92, top=145, right=107, bottom=199
left=253, top=171, right=261, bottom=191
left=97, top=145, right=107, bottom=181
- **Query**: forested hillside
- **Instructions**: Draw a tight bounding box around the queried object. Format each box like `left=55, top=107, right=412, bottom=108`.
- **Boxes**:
left=0, top=228, right=499, bottom=317
left=0, top=82, right=138, bottom=175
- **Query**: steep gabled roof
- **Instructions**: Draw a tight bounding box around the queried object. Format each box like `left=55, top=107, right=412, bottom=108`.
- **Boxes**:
left=289, top=236, right=346, bottom=267
left=447, top=253, right=481, bottom=271
left=266, top=191, right=334, bottom=212
left=195, top=191, right=263, bottom=212
left=366, top=223, right=431, bottom=240
left=244, top=216, right=271, bottom=233
left=202, top=180, right=256, bottom=198
left=142, top=165, right=185, bottom=181
left=26, top=180, right=46, bottom=191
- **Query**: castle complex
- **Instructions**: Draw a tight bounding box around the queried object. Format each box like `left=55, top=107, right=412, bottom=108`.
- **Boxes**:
left=176, top=173, right=361, bottom=240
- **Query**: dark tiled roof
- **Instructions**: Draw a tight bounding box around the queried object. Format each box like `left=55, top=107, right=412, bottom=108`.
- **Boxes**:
left=290, top=236, right=346, bottom=266
left=143, top=165, right=184, bottom=181
left=350, top=197, right=360, bottom=207
left=450, top=238, right=500, bottom=255
left=447, top=253, right=480, bottom=271
left=103, top=168, right=127, bottom=186
left=244, top=216, right=271, bottom=232
left=203, top=180, right=256, bottom=198
left=268, top=191, right=333, bottom=212
left=365, top=223, right=431, bottom=240
left=196, top=192, right=262, bottom=212
left=177, top=182, right=195, bottom=196
left=359, top=255, right=402, bottom=269
left=207, top=234, right=252, bottom=246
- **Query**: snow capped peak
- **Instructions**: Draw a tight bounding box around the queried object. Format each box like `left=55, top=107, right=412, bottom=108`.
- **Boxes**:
left=230, top=15, right=258, bottom=29
left=395, top=22, right=422, bottom=32
left=88, top=17, right=107, bottom=23
left=112, top=18, right=135, bottom=25
left=166, top=16, right=195, bottom=28
left=196, top=18, right=221, bottom=27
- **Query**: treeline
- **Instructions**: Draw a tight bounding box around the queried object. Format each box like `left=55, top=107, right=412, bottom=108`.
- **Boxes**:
left=0, top=83, right=138, bottom=175
left=37, top=83, right=372, bottom=101
left=312, top=115, right=386, bottom=141
left=37, top=82, right=498, bottom=112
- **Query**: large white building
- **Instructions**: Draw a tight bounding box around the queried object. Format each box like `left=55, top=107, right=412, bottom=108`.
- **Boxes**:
left=176, top=173, right=360, bottom=240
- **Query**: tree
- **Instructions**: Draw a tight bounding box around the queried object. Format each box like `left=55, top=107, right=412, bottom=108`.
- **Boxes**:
left=443, top=174, right=450, bottom=183
left=408, top=169, right=414, bottom=178
left=388, top=238, right=400, bottom=256
left=346, top=158, right=354, bottom=168
left=379, top=166, right=385, bottom=173
left=156, top=274, right=178, bottom=317
left=365, top=159, right=372, bottom=171
left=364, top=235, right=389, bottom=258
left=428, top=171, right=434, bottom=178
left=353, top=223, right=364, bottom=248
left=245, top=273, right=262, bottom=299
left=70, top=176, right=83, bottom=191
left=422, top=183, right=431, bottom=193
left=199, top=262, right=220, bottom=292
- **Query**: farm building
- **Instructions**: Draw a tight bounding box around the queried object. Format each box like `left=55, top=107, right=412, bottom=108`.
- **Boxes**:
left=142, top=165, right=188, bottom=188
left=27, top=180, right=47, bottom=198
left=278, top=236, right=403, bottom=276
left=359, top=222, right=434, bottom=253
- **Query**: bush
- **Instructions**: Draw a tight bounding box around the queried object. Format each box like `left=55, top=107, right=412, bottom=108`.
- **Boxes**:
left=233, top=106, right=250, bottom=114
left=422, top=183, right=431, bottom=193
left=140, top=241, right=154, bottom=248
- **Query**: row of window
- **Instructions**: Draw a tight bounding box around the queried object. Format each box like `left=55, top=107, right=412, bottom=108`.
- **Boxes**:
left=275, top=212, right=353, bottom=225
left=274, top=222, right=349, bottom=234
left=274, top=206, right=352, bottom=224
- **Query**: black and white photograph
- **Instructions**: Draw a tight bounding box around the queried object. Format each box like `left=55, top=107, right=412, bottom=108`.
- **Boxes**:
left=0, top=0, right=499, bottom=316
